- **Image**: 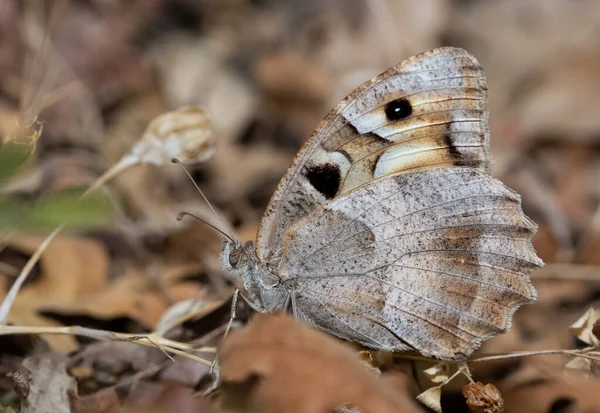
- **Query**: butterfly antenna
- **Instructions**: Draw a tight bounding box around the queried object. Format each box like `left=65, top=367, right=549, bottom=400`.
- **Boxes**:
left=171, top=158, right=236, bottom=241
left=177, top=212, right=235, bottom=243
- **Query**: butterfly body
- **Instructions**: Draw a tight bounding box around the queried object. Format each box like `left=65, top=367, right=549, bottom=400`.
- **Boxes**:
left=220, top=241, right=285, bottom=313
left=220, top=47, right=542, bottom=360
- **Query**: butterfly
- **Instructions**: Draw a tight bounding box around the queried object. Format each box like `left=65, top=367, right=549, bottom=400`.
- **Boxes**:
left=219, top=47, right=543, bottom=360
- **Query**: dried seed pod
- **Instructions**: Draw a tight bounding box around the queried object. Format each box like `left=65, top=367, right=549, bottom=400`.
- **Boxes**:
left=462, top=382, right=504, bottom=413
left=417, top=386, right=442, bottom=413
left=131, top=106, right=215, bottom=166
left=84, top=106, right=214, bottom=196
left=423, top=362, right=450, bottom=384
left=569, top=307, right=600, bottom=347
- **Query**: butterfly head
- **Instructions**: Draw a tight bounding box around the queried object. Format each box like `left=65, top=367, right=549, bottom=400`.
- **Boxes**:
left=220, top=240, right=253, bottom=272
left=220, top=239, right=265, bottom=308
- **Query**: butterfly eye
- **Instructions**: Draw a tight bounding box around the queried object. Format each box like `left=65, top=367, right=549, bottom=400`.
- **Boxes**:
left=229, top=248, right=241, bottom=267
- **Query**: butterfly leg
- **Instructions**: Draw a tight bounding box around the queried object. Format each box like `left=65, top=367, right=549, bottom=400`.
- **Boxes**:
left=282, top=293, right=291, bottom=312
left=203, top=288, right=240, bottom=396
left=281, top=286, right=298, bottom=317
left=290, top=289, right=298, bottom=318
left=209, top=288, right=239, bottom=374
left=222, top=288, right=240, bottom=340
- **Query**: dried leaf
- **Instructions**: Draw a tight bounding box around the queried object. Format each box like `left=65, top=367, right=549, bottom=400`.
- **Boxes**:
left=154, top=296, right=229, bottom=335
left=20, top=352, right=76, bottom=413
left=2, top=234, right=207, bottom=351
left=40, top=262, right=208, bottom=330
left=217, top=313, right=421, bottom=413
left=423, top=362, right=450, bottom=384
left=502, top=367, right=600, bottom=411
left=107, top=381, right=213, bottom=413
left=70, top=387, right=120, bottom=413
left=569, top=307, right=600, bottom=346
left=416, top=386, right=442, bottom=413
left=462, top=382, right=504, bottom=413
left=2, top=233, right=111, bottom=351
left=356, top=350, right=381, bottom=377
left=565, top=357, right=592, bottom=377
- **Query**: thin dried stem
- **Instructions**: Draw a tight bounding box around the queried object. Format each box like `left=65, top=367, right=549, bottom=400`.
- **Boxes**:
left=0, top=225, right=63, bottom=324
left=469, top=347, right=600, bottom=364
left=469, top=349, right=571, bottom=363
left=0, top=324, right=213, bottom=367
left=82, top=155, right=139, bottom=198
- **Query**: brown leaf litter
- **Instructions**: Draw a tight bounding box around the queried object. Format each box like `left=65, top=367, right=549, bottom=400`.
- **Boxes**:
left=216, top=313, right=423, bottom=413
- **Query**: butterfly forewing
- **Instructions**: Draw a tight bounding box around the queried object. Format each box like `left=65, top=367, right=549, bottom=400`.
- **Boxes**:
left=257, top=48, right=490, bottom=263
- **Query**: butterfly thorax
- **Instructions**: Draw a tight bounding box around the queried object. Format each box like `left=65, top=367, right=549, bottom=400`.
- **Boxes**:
left=220, top=240, right=287, bottom=313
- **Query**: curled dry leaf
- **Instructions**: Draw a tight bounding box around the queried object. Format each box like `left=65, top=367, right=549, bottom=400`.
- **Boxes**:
left=462, top=382, right=504, bottom=413
left=423, top=362, right=450, bottom=384
left=217, top=313, right=422, bottom=413
left=569, top=307, right=600, bottom=347
left=416, top=386, right=442, bottom=413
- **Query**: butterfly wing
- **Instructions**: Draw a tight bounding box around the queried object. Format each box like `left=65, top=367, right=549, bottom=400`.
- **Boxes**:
left=254, top=47, right=541, bottom=359
left=279, top=168, right=541, bottom=359
left=256, top=47, right=490, bottom=263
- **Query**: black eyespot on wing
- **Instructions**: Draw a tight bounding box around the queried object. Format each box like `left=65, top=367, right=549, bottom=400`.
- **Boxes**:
left=305, top=163, right=341, bottom=200
left=384, top=98, right=412, bottom=121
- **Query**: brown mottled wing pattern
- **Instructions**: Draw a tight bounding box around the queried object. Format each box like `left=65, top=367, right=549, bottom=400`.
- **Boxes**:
left=254, top=47, right=542, bottom=359
left=279, top=168, right=541, bottom=359
left=256, top=47, right=490, bottom=263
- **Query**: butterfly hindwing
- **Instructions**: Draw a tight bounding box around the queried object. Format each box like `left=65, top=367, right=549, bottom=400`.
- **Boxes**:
left=279, top=168, right=541, bottom=359
left=257, top=47, right=490, bottom=263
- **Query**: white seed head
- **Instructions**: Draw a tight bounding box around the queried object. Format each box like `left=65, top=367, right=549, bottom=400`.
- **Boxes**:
left=132, top=106, right=215, bottom=165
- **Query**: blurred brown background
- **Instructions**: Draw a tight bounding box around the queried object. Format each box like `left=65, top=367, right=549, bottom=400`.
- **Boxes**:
left=1, top=1, right=599, bottom=412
